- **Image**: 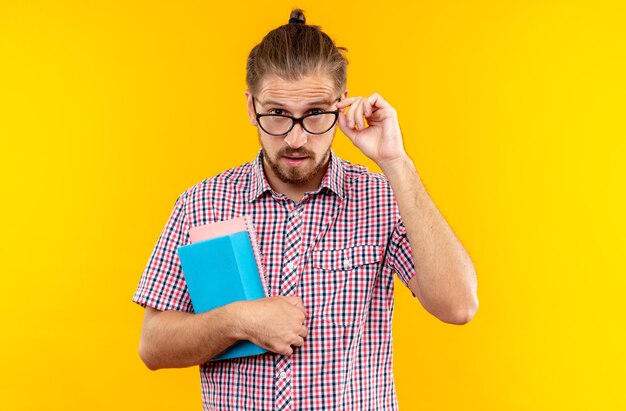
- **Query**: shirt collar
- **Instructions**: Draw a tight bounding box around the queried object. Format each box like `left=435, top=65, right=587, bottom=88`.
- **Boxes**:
left=248, top=148, right=346, bottom=203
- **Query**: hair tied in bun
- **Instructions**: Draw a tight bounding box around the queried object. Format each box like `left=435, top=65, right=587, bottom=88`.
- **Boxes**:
left=288, top=9, right=306, bottom=24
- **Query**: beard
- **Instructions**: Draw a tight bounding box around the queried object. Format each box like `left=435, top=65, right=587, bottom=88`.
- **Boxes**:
left=261, top=145, right=331, bottom=185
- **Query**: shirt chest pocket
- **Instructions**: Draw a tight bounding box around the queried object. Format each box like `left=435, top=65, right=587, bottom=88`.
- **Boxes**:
left=305, top=244, right=384, bottom=326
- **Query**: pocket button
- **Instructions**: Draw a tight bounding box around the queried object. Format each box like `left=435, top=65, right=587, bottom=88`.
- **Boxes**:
left=342, top=258, right=352, bottom=268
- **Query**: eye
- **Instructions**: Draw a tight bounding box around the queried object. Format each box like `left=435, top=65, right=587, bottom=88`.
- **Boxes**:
left=269, top=108, right=285, bottom=115
left=309, top=108, right=324, bottom=115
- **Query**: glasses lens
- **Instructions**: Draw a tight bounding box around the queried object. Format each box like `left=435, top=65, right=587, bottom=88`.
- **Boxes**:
left=303, top=113, right=337, bottom=134
left=258, top=116, right=293, bottom=135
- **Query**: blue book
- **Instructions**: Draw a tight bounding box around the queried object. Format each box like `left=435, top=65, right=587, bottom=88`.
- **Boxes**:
left=177, top=228, right=268, bottom=361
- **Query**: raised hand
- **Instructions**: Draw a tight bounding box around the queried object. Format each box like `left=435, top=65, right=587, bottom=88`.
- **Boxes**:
left=337, top=92, right=407, bottom=167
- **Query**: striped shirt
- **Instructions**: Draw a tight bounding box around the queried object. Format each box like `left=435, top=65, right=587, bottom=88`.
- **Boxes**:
left=133, top=148, right=416, bottom=410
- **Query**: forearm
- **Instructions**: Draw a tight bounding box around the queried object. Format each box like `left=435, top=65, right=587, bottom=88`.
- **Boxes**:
left=380, top=154, right=478, bottom=321
left=138, top=302, right=244, bottom=370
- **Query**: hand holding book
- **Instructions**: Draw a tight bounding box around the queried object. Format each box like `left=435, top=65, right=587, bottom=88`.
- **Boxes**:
left=177, top=216, right=308, bottom=360
left=234, top=295, right=309, bottom=356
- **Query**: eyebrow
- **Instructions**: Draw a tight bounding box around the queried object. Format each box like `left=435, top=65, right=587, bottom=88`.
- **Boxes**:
left=261, top=99, right=334, bottom=108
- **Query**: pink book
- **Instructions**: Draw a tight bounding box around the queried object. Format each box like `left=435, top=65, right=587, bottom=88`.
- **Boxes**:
left=188, top=216, right=269, bottom=297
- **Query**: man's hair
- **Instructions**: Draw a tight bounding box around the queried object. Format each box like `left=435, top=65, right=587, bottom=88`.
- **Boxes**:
left=246, top=8, right=348, bottom=96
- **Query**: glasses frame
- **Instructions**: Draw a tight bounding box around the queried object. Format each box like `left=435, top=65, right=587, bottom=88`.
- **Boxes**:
left=252, top=96, right=341, bottom=136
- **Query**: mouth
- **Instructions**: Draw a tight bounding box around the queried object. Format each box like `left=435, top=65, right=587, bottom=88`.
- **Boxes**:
left=282, top=155, right=310, bottom=165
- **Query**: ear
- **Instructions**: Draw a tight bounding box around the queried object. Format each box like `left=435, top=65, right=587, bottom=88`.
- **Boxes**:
left=341, top=89, right=349, bottom=100
left=244, top=89, right=258, bottom=126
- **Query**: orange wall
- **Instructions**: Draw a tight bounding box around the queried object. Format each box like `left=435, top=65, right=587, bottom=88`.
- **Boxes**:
left=1, top=1, right=624, bottom=409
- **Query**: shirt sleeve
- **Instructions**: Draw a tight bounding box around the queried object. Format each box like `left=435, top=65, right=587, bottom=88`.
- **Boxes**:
left=385, top=215, right=416, bottom=291
left=132, top=191, right=194, bottom=312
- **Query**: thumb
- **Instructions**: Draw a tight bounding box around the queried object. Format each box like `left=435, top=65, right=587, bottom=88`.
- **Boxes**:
left=338, top=111, right=358, bottom=143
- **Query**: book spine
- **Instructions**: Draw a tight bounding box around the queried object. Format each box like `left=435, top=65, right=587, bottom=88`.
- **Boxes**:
left=244, top=215, right=270, bottom=297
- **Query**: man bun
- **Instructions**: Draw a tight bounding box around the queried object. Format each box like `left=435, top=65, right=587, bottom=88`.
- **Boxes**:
left=288, top=9, right=306, bottom=24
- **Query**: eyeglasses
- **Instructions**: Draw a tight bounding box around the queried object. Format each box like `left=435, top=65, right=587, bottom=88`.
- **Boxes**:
left=252, top=97, right=340, bottom=136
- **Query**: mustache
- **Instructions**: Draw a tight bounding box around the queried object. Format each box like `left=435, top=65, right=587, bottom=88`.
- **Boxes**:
left=280, top=148, right=314, bottom=158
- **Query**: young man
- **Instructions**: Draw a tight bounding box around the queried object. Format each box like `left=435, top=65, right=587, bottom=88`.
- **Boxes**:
left=133, top=9, right=478, bottom=411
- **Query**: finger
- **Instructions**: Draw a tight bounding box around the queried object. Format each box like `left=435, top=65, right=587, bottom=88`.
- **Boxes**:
left=338, top=111, right=358, bottom=142
left=298, top=325, right=309, bottom=338
left=336, top=96, right=360, bottom=108
left=347, top=98, right=364, bottom=129
left=363, top=98, right=372, bottom=117
left=291, top=336, right=305, bottom=348
left=368, top=92, right=393, bottom=110
left=358, top=98, right=371, bottom=129
left=281, top=345, right=294, bottom=356
left=353, top=98, right=366, bottom=130
left=339, top=111, right=358, bottom=142
left=339, top=96, right=362, bottom=128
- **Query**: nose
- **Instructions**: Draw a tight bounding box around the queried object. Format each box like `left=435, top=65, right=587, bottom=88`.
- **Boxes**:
left=283, top=122, right=308, bottom=149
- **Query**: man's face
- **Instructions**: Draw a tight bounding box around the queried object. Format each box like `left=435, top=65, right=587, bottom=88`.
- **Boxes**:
left=245, top=72, right=347, bottom=186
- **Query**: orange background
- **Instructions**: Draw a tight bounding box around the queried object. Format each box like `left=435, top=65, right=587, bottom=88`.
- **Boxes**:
left=1, top=0, right=624, bottom=409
